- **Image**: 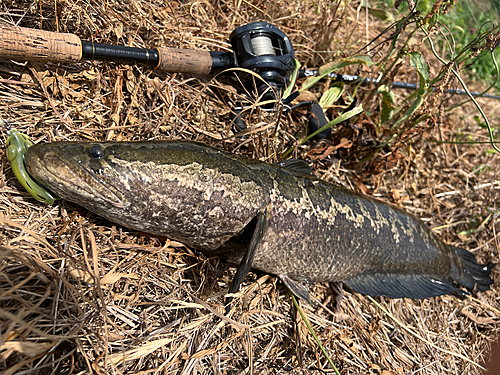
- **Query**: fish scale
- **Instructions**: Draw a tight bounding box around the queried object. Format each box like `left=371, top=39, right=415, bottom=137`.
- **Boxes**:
left=24, top=140, right=494, bottom=302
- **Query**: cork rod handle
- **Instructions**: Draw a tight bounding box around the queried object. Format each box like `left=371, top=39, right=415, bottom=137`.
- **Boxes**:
left=0, top=24, right=82, bottom=63
left=0, top=24, right=217, bottom=76
left=155, top=47, right=212, bottom=75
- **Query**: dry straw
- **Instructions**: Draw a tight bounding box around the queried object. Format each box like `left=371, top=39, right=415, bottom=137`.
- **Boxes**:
left=0, top=0, right=498, bottom=374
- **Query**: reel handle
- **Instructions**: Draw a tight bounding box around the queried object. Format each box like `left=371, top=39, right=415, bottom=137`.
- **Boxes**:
left=155, top=47, right=212, bottom=75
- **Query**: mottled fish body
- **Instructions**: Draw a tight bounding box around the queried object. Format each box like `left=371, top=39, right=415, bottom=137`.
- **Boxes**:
left=25, top=141, right=493, bottom=299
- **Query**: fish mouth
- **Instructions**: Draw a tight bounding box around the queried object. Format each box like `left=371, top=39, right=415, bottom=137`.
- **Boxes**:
left=25, top=143, right=127, bottom=209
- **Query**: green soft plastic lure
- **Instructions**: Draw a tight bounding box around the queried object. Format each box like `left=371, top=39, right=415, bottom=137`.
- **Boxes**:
left=6, top=129, right=58, bottom=204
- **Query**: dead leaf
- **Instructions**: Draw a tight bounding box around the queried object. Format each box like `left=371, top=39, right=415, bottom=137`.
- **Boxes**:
left=391, top=188, right=401, bottom=201
left=100, top=269, right=139, bottom=284
left=354, top=178, right=369, bottom=195
left=21, top=73, right=33, bottom=83
left=393, top=347, right=414, bottom=366
left=168, top=240, right=187, bottom=248
left=76, top=108, right=96, bottom=120
left=462, top=308, right=498, bottom=325
left=108, top=337, right=177, bottom=365
left=42, top=76, right=57, bottom=95
left=111, top=113, right=120, bottom=125
left=58, top=76, right=70, bottom=97
left=69, top=268, right=94, bottom=283
left=0, top=341, right=54, bottom=359
left=114, top=22, right=124, bottom=39
left=191, top=329, right=245, bottom=359
left=295, top=90, right=318, bottom=102
left=307, top=138, right=353, bottom=160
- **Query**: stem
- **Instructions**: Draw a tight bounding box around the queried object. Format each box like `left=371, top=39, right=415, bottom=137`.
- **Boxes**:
left=422, top=28, right=500, bottom=153
left=290, top=293, right=341, bottom=375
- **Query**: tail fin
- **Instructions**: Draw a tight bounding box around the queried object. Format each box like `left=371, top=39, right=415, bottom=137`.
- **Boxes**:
left=451, top=247, right=494, bottom=292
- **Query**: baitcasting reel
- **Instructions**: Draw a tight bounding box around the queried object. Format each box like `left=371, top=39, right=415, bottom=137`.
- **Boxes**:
left=228, top=22, right=295, bottom=98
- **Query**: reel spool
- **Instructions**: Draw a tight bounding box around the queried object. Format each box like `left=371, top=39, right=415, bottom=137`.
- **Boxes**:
left=229, top=22, right=295, bottom=99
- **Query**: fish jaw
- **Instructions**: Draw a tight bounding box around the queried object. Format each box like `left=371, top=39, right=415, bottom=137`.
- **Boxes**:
left=25, top=143, right=127, bottom=209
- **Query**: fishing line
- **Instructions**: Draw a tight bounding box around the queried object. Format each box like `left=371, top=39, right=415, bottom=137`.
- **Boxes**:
left=251, top=36, right=275, bottom=56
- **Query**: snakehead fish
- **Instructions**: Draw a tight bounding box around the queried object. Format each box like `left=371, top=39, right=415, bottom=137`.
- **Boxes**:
left=24, top=140, right=493, bottom=301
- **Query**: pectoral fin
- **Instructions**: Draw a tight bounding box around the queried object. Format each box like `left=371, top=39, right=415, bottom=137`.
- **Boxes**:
left=228, top=209, right=267, bottom=295
left=280, top=273, right=311, bottom=304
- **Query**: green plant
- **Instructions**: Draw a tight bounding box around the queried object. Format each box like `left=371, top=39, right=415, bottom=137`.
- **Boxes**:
left=382, top=0, right=500, bottom=91
left=362, top=0, right=500, bottom=155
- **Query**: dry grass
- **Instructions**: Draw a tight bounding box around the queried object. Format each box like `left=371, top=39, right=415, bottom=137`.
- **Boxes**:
left=0, top=0, right=499, bottom=374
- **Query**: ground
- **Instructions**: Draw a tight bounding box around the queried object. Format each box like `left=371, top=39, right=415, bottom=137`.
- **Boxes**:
left=0, top=0, right=499, bottom=374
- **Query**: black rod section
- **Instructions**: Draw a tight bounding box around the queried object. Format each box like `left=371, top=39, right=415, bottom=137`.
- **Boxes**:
left=81, top=41, right=160, bottom=67
left=209, top=51, right=237, bottom=74
left=299, top=69, right=500, bottom=100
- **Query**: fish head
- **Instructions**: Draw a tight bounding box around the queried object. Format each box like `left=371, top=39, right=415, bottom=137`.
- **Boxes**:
left=25, top=142, right=128, bottom=210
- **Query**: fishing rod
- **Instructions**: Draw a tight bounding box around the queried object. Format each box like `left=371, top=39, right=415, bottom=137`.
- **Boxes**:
left=300, top=70, right=500, bottom=99
left=3, top=22, right=499, bottom=100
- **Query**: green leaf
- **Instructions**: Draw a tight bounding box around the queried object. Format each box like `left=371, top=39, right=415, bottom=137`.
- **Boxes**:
left=318, top=55, right=374, bottom=76
left=409, top=51, right=430, bottom=96
left=427, top=12, right=439, bottom=29
left=319, top=83, right=344, bottom=108
left=300, top=76, right=322, bottom=92
left=390, top=52, right=430, bottom=128
left=306, top=104, right=363, bottom=143
left=282, top=104, right=364, bottom=158
left=376, top=85, right=396, bottom=124
left=392, top=95, right=424, bottom=128
left=283, top=58, right=301, bottom=99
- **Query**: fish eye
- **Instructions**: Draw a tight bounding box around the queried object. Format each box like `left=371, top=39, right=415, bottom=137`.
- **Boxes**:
left=88, top=144, right=105, bottom=159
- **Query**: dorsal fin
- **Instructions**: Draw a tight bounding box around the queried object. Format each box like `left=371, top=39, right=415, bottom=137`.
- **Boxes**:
left=276, top=159, right=316, bottom=177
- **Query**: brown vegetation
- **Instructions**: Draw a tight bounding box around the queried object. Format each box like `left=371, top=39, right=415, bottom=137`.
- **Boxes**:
left=0, top=0, right=498, bottom=374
